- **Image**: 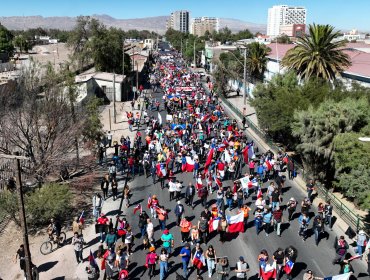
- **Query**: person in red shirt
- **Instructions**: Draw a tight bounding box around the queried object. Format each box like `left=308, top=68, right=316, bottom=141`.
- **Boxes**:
left=128, top=156, right=135, bottom=176
left=97, top=213, right=109, bottom=242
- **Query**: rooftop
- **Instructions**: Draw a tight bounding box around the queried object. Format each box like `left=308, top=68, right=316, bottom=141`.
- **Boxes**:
left=267, top=42, right=370, bottom=78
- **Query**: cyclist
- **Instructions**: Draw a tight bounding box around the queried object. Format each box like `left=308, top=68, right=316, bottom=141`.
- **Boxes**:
left=47, top=218, right=61, bottom=242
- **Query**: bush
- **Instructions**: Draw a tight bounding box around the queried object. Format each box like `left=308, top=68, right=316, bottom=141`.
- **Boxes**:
left=0, top=190, right=20, bottom=225
left=25, top=183, right=72, bottom=227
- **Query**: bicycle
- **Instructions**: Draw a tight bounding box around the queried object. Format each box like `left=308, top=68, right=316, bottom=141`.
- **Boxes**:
left=39, top=231, right=66, bottom=255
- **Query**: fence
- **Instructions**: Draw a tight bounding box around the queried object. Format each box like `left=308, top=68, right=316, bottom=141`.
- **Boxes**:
left=206, top=85, right=366, bottom=233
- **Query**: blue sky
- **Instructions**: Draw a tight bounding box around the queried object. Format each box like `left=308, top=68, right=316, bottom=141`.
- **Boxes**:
left=1, top=0, right=369, bottom=31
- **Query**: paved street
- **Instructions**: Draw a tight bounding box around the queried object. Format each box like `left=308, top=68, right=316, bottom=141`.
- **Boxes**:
left=110, top=57, right=368, bottom=279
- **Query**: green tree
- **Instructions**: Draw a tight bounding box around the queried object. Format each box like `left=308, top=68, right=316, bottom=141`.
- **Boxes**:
left=234, top=29, right=254, bottom=41
left=0, top=24, right=14, bottom=56
left=246, top=42, right=270, bottom=83
left=82, top=96, right=104, bottom=142
left=250, top=72, right=305, bottom=142
left=26, top=183, right=72, bottom=226
left=276, top=34, right=291, bottom=44
left=13, top=34, right=31, bottom=53
left=282, top=24, right=351, bottom=81
left=292, top=97, right=369, bottom=181
left=333, top=129, right=370, bottom=210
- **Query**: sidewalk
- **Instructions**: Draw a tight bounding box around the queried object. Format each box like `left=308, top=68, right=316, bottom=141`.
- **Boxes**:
left=224, top=91, right=259, bottom=127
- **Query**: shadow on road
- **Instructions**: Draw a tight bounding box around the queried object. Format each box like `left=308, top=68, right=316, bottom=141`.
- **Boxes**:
left=38, top=261, right=58, bottom=272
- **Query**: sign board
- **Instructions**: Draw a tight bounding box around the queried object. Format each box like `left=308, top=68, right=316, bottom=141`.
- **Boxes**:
left=166, top=115, right=173, bottom=122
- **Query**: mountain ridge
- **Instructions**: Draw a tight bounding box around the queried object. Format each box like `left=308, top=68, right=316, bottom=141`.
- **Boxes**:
left=0, top=14, right=266, bottom=34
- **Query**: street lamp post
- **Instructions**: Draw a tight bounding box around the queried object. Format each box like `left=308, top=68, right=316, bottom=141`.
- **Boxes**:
left=193, top=39, right=196, bottom=68
left=243, top=48, right=247, bottom=105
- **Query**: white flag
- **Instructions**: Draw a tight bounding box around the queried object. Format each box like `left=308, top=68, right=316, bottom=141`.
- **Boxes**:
left=158, top=113, right=162, bottom=125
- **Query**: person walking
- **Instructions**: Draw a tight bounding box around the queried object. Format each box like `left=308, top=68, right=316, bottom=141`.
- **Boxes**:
left=145, top=247, right=158, bottom=279
left=180, top=243, right=192, bottom=279
left=161, top=229, right=174, bottom=255
left=159, top=248, right=169, bottom=280
left=111, top=178, right=118, bottom=201
left=157, top=206, right=168, bottom=231
left=205, top=245, right=217, bottom=278
left=72, top=216, right=83, bottom=236
left=286, top=197, right=297, bottom=222
left=180, top=216, right=192, bottom=243
left=272, top=206, right=283, bottom=237
left=262, top=208, right=273, bottom=236
left=306, top=179, right=315, bottom=202
left=298, top=213, right=310, bottom=241
left=354, top=229, right=367, bottom=258
left=234, top=256, right=250, bottom=280
left=101, top=175, right=109, bottom=200
left=105, top=228, right=117, bottom=250
left=303, top=269, right=324, bottom=280
left=185, top=182, right=195, bottom=209
left=218, top=216, right=228, bottom=243
left=324, top=201, right=333, bottom=230
left=198, top=216, right=209, bottom=244
left=71, top=232, right=84, bottom=263
left=313, top=215, right=324, bottom=246
left=191, top=243, right=205, bottom=277
left=216, top=258, right=230, bottom=280
left=174, top=200, right=185, bottom=226
left=147, top=219, right=155, bottom=246
left=13, top=244, right=26, bottom=277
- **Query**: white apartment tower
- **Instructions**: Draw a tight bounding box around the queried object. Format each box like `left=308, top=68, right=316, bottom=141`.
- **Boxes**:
left=167, top=10, right=190, bottom=33
left=267, top=5, right=307, bottom=36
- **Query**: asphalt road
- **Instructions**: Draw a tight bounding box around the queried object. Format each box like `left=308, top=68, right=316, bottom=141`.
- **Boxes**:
left=118, top=55, right=367, bottom=280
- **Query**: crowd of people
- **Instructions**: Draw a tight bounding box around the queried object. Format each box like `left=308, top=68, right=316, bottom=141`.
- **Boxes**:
left=61, top=49, right=370, bottom=280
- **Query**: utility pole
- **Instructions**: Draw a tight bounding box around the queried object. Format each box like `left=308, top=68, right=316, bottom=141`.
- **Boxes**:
left=156, top=36, right=159, bottom=51
left=243, top=48, right=247, bottom=105
left=136, top=62, right=139, bottom=98
left=122, top=41, right=125, bottom=77
left=113, top=73, right=116, bottom=124
left=0, top=153, right=33, bottom=280
left=180, top=39, right=183, bottom=56
left=193, top=39, right=196, bottom=68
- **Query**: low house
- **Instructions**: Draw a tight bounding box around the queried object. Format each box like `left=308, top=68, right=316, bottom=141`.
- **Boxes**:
left=75, top=71, right=131, bottom=103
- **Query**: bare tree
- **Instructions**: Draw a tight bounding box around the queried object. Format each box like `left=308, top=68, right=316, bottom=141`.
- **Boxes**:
left=0, top=61, right=83, bottom=182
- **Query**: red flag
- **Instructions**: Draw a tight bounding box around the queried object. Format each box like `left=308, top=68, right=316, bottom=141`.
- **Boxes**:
left=133, top=204, right=142, bottom=214
left=226, top=212, right=244, bottom=233
left=242, top=146, right=249, bottom=163
left=147, top=195, right=152, bottom=209
left=257, top=187, right=263, bottom=199
left=204, top=148, right=214, bottom=172
left=79, top=211, right=85, bottom=224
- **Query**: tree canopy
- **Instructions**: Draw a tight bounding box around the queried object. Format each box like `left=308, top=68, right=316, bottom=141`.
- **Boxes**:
left=282, top=24, right=351, bottom=81
left=0, top=24, right=14, bottom=56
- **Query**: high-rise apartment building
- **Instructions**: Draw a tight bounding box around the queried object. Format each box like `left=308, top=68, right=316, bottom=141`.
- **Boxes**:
left=191, top=17, right=219, bottom=36
left=166, top=10, right=190, bottom=33
left=267, top=5, right=306, bottom=37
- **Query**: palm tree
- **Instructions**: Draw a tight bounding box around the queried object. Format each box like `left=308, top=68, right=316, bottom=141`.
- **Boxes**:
left=246, top=42, right=270, bottom=83
left=281, top=24, right=351, bottom=81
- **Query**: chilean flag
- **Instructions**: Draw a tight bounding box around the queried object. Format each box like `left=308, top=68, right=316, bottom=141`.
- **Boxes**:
left=215, top=176, right=222, bottom=189
left=226, top=212, right=244, bottom=233
left=257, top=187, right=263, bottom=199
left=242, top=146, right=249, bottom=163
left=133, top=204, right=142, bottom=214
left=284, top=259, right=294, bottom=275
left=156, top=163, right=167, bottom=177
left=185, top=156, right=195, bottom=172
left=204, top=148, right=214, bottom=172
left=196, top=177, right=203, bottom=190
left=147, top=195, right=152, bottom=209
left=208, top=217, right=220, bottom=232
left=79, top=211, right=85, bottom=224
left=248, top=178, right=258, bottom=188
left=88, top=250, right=98, bottom=268
left=259, top=263, right=277, bottom=280
left=192, top=251, right=205, bottom=269
left=265, top=160, right=272, bottom=171
left=323, top=273, right=351, bottom=280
